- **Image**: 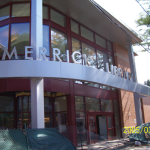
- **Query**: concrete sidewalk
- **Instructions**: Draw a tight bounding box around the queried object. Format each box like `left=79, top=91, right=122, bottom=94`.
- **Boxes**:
left=77, top=138, right=134, bottom=150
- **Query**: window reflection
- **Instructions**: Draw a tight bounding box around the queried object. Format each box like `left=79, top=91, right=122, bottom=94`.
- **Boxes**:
left=10, top=23, right=30, bottom=59
left=72, top=38, right=81, bottom=63
left=51, top=9, right=66, bottom=27
left=71, top=20, right=79, bottom=34
left=43, top=25, right=50, bottom=56
left=12, top=3, right=30, bottom=17
left=85, top=97, right=100, bottom=111
left=0, top=25, right=9, bottom=57
left=81, top=26, right=94, bottom=42
left=101, top=99, right=112, bottom=112
left=51, top=28, right=67, bottom=61
left=82, top=43, right=97, bottom=68
left=97, top=50, right=104, bottom=70
left=75, top=96, right=85, bottom=111
left=0, top=5, right=10, bottom=21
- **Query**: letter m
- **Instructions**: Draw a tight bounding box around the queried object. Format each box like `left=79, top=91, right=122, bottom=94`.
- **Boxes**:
left=2, top=46, right=18, bottom=60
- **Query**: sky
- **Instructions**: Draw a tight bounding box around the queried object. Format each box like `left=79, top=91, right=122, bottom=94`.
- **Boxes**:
left=95, top=0, right=150, bottom=85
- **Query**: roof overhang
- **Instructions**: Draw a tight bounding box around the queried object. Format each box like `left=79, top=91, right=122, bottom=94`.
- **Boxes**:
left=0, top=0, right=142, bottom=49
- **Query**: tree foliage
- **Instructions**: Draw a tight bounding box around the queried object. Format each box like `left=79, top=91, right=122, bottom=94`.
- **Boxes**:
left=144, top=79, right=150, bottom=86
left=136, top=0, right=150, bottom=52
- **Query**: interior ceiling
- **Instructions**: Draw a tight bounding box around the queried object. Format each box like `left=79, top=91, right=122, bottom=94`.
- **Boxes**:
left=0, top=0, right=142, bottom=49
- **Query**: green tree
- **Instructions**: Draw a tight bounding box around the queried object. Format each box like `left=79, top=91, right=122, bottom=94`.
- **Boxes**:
left=136, top=0, right=150, bottom=51
left=144, top=79, right=150, bottom=86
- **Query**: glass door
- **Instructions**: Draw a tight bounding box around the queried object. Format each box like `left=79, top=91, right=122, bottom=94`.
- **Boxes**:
left=87, top=116, right=97, bottom=144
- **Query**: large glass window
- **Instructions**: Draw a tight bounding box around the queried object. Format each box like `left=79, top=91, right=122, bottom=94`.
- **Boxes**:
left=0, top=96, right=14, bottom=112
left=95, top=34, right=106, bottom=49
left=51, top=9, right=66, bottom=27
left=54, top=96, right=67, bottom=112
left=81, top=26, right=94, bottom=42
left=97, top=50, right=104, bottom=70
left=85, top=97, right=100, bottom=111
left=0, top=25, right=9, bottom=57
left=51, top=28, right=67, bottom=61
left=0, top=5, right=10, bottom=21
left=101, top=99, right=112, bottom=112
left=12, top=3, right=30, bottom=17
left=82, top=43, right=97, bottom=68
left=72, top=38, right=81, bottom=63
left=43, top=6, right=49, bottom=19
left=71, top=20, right=79, bottom=34
left=0, top=113, right=14, bottom=129
left=10, top=23, right=30, bottom=59
left=43, top=25, right=50, bottom=56
left=107, top=41, right=112, bottom=52
left=75, top=96, right=85, bottom=111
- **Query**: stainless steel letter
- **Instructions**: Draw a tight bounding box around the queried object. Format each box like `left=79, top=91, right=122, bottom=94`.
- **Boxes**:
left=53, top=48, right=62, bottom=61
left=25, top=46, right=33, bottom=60
left=39, top=47, right=48, bottom=61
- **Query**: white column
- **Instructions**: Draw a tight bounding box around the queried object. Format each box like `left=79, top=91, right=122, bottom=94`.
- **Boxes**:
left=31, top=78, right=45, bottom=128
left=127, top=40, right=142, bottom=126
left=31, top=0, right=44, bottom=128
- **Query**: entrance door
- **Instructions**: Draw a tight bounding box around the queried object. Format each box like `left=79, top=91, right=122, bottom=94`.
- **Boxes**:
left=98, top=116, right=107, bottom=138
left=107, top=116, right=114, bottom=140
left=87, top=116, right=97, bottom=144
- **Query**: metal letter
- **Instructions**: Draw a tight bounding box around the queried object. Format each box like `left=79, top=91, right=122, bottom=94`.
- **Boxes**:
left=113, top=66, right=118, bottom=76
left=123, top=70, right=129, bottom=80
left=106, top=63, right=110, bottom=72
left=82, top=54, right=88, bottom=66
left=117, top=68, right=122, bottom=77
left=25, top=46, right=33, bottom=60
left=39, top=47, right=48, bottom=61
left=110, top=65, right=113, bottom=74
left=53, top=48, right=62, bottom=61
left=66, top=50, right=69, bottom=63
left=2, top=46, right=18, bottom=60
left=71, top=51, right=81, bottom=64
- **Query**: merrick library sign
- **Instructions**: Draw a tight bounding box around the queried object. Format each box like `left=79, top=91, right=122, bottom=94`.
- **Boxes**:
left=0, top=46, right=150, bottom=96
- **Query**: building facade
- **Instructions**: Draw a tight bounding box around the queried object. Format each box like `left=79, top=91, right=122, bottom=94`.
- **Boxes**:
left=0, top=0, right=150, bottom=147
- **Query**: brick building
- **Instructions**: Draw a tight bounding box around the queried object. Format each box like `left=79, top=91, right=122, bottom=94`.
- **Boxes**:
left=0, top=0, right=150, bottom=147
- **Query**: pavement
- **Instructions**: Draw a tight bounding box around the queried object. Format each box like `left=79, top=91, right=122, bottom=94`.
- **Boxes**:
left=77, top=138, right=150, bottom=150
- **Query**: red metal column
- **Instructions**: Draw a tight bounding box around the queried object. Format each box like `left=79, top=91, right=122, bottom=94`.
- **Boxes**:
left=67, top=80, right=77, bottom=146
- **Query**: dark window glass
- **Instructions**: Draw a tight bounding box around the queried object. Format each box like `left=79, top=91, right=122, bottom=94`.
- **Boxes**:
left=76, top=112, right=86, bottom=132
left=113, top=100, right=118, bottom=112
left=45, top=113, right=53, bottom=128
left=18, top=97, right=22, bottom=112
left=44, top=97, right=52, bottom=112
left=51, top=9, right=66, bottom=27
left=114, top=113, right=120, bottom=128
left=17, top=113, right=22, bottom=129
left=12, top=3, right=30, bottom=17
left=51, top=28, right=67, bottom=61
left=0, top=5, right=10, bottom=21
left=23, top=113, right=28, bottom=129
left=107, top=41, right=112, bottom=51
left=23, top=96, right=28, bottom=112
left=82, top=43, right=97, bottom=68
left=81, top=26, right=94, bottom=42
left=0, top=113, right=14, bottom=129
left=54, top=96, right=67, bottom=112
left=29, top=96, right=31, bottom=112
left=97, top=50, right=104, bottom=70
left=107, top=116, right=113, bottom=128
left=54, top=113, right=67, bottom=133
left=43, top=5, right=49, bottom=19
left=101, top=99, right=112, bottom=112
left=75, top=96, right=85, bottom=111
left=77, top=132, right=87, bottom=146
left=43, top=25, right=50, bottom=56
left=72, top=38, right=81, bottom=64
left=0, top=25, right=9, bottom=57
left=10, top=23, right=30, bottom=59
left=85, top=97, right=100, bottom=111
left=0, top=96, right=14, bottom=112
left=95, top=34, right=106, bottom=48
left=71, top=20, right=79, bottom=34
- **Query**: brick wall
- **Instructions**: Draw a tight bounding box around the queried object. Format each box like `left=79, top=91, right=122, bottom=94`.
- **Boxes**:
left=113, top=43, right=137, bottom=130
left=142, top=96, right=150, bottom=123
